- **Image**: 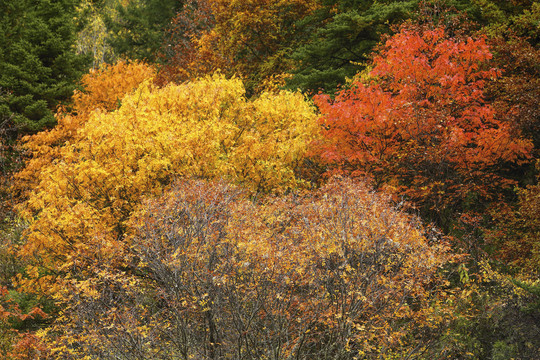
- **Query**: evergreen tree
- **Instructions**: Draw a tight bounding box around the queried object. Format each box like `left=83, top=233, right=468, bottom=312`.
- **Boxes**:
left=0, top=0, right=89, bottom=134
left=287, top=0, right=418, bottom=93
left=105, top=0, right=184, bottom=62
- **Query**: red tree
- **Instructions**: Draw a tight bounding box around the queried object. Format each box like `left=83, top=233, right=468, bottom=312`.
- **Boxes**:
left=314, top=25, right=532, bottom=228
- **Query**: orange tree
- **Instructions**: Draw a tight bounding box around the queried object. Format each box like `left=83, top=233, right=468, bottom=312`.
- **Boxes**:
left=42, top=178, right=456, bottom=359
left=314, top=24, right=532, bottom=232
left=159, top=0, right=318, bottom=93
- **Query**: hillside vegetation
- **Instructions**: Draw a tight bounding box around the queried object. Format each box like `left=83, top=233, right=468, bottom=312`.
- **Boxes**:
left=1, top=0, right=539, bottom=358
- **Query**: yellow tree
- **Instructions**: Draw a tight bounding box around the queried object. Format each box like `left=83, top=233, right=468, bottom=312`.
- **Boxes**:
left=15, top=60, right=155, bottom=200
left=17, top=74, right=319, bottom=296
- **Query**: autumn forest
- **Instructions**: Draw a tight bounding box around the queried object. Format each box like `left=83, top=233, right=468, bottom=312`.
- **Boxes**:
left=1, top=0, right=539, bottom=359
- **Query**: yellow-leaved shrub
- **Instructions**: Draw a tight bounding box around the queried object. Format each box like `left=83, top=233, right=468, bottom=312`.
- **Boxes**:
left=17, top=74, right=319, bottom=293
left=15, top=60, right=155, bottom=199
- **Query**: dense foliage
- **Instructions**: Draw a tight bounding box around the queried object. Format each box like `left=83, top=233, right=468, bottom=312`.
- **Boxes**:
left=0, top=0, right=88, bottom=134
left=314, top=24, right=532, bottom=230
left=14, top=60, right=155, bottom=200
left=1, top=0, right=539, bottom=358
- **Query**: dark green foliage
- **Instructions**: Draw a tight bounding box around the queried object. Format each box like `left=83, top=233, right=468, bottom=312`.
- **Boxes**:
left=422, top=0, right=540, bottom=45
left=467, top=0, right=539, bottom=40
left=287, top=0, right=418, bottom=93
left=0, top=0, right=89, bottom=134
left=105, top=0, right=184, bottom=62
left=471, top=288, right=540, bottom=360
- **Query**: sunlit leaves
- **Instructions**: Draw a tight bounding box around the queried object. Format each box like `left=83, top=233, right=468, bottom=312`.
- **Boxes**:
left=17, top=73, right=318, bottom=293
left=15, top=60, right=155, bottom=201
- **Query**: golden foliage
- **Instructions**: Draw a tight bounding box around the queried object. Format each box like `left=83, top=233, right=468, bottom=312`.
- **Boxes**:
left=161, top=0, right=318, bottom=92
left=15, top=60, right=155, bottom=198
left=17, top=74, right=318, bottom=294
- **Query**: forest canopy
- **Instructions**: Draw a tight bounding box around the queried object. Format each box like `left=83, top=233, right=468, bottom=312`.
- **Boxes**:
left=1, top=0, right=539, bottom=359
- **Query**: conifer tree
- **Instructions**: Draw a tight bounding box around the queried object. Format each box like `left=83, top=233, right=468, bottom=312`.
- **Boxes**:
left=287, top=0, right=418, bottom=93
left=105, top=0, right=184, bottom=62
left=0, top=0, right=89, bottom=134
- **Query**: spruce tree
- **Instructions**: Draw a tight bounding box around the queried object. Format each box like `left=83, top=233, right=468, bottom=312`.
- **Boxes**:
left=105, top=0, right=184, bottom=62
left=0, top=0, right=89, bottom=134
left=287, top=0, right=418, bottom=93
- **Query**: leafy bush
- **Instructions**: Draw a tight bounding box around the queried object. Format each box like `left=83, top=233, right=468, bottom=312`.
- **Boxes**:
left=45, top=178, right=455, bottom=359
